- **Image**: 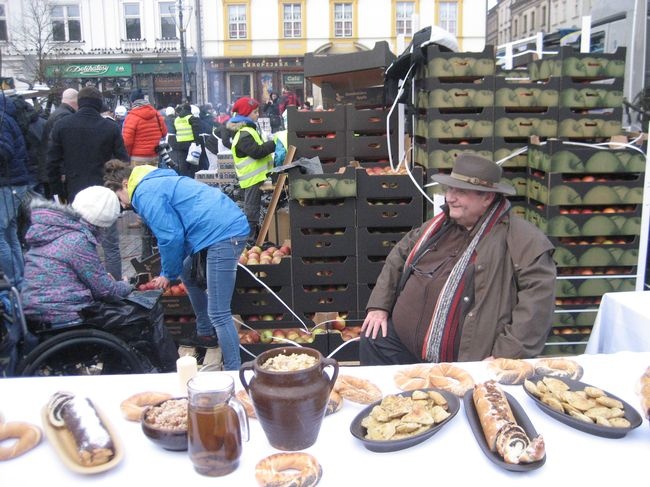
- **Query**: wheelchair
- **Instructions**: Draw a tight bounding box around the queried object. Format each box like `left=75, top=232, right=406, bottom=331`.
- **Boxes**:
left=0, top=276, right=168, bottom=377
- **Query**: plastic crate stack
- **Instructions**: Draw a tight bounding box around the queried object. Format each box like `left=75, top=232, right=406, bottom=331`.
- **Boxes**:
left=526, top=140, right=645, bottom=355
left=529, top=46, right=626, bottom=140
left=414, top=45, right=497, bottom=216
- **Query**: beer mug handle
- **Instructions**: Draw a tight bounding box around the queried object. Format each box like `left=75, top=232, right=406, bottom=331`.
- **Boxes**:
left=321, top=357, right=339, bottom=391
left=229, top=396, right=250, bottom=442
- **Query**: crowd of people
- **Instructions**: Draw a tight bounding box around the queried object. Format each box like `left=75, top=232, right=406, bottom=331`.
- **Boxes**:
left=1, top=84, right=556, bottom=375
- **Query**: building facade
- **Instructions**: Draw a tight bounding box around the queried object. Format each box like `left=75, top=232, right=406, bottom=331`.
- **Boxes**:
left=0, top=0, right=487, bottom=110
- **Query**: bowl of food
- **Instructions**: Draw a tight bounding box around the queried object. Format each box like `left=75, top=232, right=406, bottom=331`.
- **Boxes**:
left=141, top=397, right=188, bottom=451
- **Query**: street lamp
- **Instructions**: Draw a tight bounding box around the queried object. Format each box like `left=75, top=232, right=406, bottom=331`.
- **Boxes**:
left=171, top=0, right=193, bottom=103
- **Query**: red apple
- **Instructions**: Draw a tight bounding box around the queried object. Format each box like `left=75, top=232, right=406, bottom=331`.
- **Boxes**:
left=272, top=329, right=286, bottom=339
left=332, top=315, right=346, bottom=331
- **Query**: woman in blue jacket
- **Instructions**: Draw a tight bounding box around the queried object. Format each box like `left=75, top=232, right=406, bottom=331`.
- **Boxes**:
left=103, top=160, right=249, bottom=370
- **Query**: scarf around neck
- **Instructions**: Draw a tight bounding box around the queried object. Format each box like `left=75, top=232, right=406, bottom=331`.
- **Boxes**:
left=403, top=198, right=511, bottom=362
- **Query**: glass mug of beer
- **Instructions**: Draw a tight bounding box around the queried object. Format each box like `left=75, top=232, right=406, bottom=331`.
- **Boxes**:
left=187, top=374, right=249, bottom=476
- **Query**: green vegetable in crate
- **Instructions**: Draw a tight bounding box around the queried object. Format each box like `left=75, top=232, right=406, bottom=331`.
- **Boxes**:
left=550, top=150, right=584, bottom=172
left=604, top=59, right=625, bottom=77
left=582, top=186, right=620, bottom=205
left=547, top=216, right=581, bottom=236
left=472, top=58, right=495, bottom=76
left=584, top=151, right=622, bottom=172
left=290, top=179, right=317, bottom=199
left=553, top=247, right=578, bottom=266
left=472, top=89, right=494, bottom=106
left=311, top=178, right=334, bottom=199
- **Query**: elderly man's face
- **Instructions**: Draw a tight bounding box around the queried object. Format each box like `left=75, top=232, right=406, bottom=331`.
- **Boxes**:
left=444, top=187, right=496, bottom=229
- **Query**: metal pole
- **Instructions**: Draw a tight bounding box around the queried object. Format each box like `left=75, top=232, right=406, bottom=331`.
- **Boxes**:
left=178, top=0, right=188, bottom=102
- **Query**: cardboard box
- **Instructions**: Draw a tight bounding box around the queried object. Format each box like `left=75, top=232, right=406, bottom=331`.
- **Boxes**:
left=290, top=226, right=357, bottom=257
left=557, top=107, right=622, bottom=138
left=424, top=45, right=496, bottom=80
left=305, top=41, right=396, bottom=87
left=494, top=107, right=558, bottom=138
left=558, top=46, right=626, bottom=80
left=559, top=77, right=624, bottom=109
left=346, top=133, right=393, bottom=160
left=356, top=196, right=423, bottom=228
left=525, top=203, right=642, bottom=236
left=357, top=255, right=387, bottom=284
left=289, top=198, right=356, bottom=228
left=231, top=286, right=293, bottom=315
left=235, top=257, right=292, bottom=287
left=555, top=276, right=636, bottom=297
left=494, top=77, right=559, bottom=109
left=289, top=130, right=347, bottom=160
left=493, top=140, right=530, bottom=168
left=527, top=170, right=644, bottom=205
left=293, top=285, right=358, bottom=313
left=286, top=105, right=346, bottom=133
left=502, top=169, right=528, bottom=197
left=356, top=227, right=410, bottom=256
left=161, top=295, right=194, bottom=316
left=425, top=108, right=496, bottom=139
left=416, top=76, right=496, bottom=110
left=287, top=167, right=356, bottom=200
left=414, top=138, right=494, bottom=169
left=356, top=166, right=423, bottom=198
left=292, top=255, right=357, bottom=285
left=528, top=140, right=647, bottom=173
left=267, top=207, right=291, bottom=247
left=321, top=84, right=386, bottom=110
left=346, top=106, right=393, bottom=134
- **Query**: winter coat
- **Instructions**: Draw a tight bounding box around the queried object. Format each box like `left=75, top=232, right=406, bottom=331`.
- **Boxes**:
left=0, top=94, right=31, bottom=187
left=127, top=166, right=249, bottom=279
left=43, top=103, right=75, bottom=144
left=122, top=103, right=168, bottom=158
left=21, top=199, right=132, bottom=325
left=47, top=106, right=129, bottom=201
left=366, top=209, right=556, bottom=361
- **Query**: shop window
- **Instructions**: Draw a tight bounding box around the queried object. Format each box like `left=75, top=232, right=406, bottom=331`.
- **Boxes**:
left=396, top=1, right=415, bottom=36
left=51, top=4, right=81, bottom=42
left=333, top=2, right=353, bottom=38
left=438, top=1, right=457, bottom=35
left=228, top=4, right=247, bottom=39
left=124, top=3, right=141, bottom=40
left=283, top=3, right=302, bottom=38
left=159, top=1, right=177, bottom=39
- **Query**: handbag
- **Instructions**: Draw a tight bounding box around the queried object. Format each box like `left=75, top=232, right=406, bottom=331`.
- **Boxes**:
left=186, top=142, right=201, bottom=165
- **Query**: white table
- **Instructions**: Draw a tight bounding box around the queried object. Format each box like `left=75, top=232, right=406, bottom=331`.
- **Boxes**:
left=1, top=353, right=649, bottom=485
left=586, top=291, right=650, bottom=353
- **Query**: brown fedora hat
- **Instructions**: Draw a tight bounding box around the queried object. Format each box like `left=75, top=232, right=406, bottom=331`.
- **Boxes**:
left=430, top=153, right=516, bottom=196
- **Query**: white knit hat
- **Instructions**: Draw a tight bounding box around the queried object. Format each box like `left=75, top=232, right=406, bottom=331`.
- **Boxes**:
left=190, top=104, right=200, bottom=117
left=115, top=105, right=127, bottom=117
left=71, top=186, right=121, bottom=228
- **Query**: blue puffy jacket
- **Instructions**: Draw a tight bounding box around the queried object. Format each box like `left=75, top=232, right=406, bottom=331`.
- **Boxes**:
left=0, top=95, right=30, bottom=187
left=129, top=167, right=250, bottom=279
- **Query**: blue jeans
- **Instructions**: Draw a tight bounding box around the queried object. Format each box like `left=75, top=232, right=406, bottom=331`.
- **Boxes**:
left=181, top=236, right=247, bottom=370
left=0, top=185, right=27, bottom=289
left=99, top=220, right=122, bottom=281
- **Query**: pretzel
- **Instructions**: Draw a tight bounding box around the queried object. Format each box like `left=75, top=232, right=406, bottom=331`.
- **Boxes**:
left=236, top=389, right=256, bottom=419
left=255, top=452, right=322, bottom=487
left=0, top=422, right=42, bottom=461
left=120, top=392, right=173, bottom=421
left=394, top=365, right=432, bottom=391
left=487, top=358, right=535, bottom=385
left=428, top=363, right=475, bottom=396
left=333, top=375, right=382, bottom=404
left=534, top=358, right=584, bottom=381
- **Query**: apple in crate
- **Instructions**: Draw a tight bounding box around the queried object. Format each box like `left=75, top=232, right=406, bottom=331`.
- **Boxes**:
left=332, top=314, right=346, bottom=331
left=259, top=329, right=273, bottom=344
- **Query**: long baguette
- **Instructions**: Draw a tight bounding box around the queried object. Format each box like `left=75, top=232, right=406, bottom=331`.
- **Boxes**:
left=472, top=381, right=545, bottom=464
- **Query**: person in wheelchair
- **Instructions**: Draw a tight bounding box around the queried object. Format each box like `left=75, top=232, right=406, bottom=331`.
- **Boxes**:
left=20, top=186, right=133, bottom=327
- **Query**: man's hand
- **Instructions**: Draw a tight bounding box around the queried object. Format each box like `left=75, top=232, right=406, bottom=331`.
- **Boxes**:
left=361, top=309, right=389, bottom=339
left=150, top=276, right=170, bottom=289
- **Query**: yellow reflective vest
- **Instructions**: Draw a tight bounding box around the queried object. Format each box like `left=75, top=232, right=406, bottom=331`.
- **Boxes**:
left=231, top=126, right=273, bottom=189
left=174, top=115, right=194, bottom=142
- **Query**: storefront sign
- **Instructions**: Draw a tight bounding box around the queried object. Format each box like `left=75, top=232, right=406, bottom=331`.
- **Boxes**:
left=46, top=63, right=132, bottom=78
left=209, top=57, right=303, bottom=70
left=283, top=74, right=304, bottom=85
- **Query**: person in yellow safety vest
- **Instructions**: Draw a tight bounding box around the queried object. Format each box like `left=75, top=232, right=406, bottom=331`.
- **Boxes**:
left=169, top=103, right=200, bottom=177
left=227, top=97, right=275, bottom=240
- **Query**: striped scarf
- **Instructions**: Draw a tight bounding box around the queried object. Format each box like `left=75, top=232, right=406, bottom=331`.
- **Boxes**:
left=403, top=198, right=510, bottom=362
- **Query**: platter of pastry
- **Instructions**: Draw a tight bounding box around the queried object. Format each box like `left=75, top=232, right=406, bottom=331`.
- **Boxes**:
left=41, top=392, right=124, bottom=474
left=349, top=388, right=459, bottom=453
left=522, top=375, right=642, bottom=438
left=464, top=382, right=545, bottom=472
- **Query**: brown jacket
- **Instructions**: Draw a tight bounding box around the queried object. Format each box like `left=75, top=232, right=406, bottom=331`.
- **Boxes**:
left=366, top=210, right=556, bottom=361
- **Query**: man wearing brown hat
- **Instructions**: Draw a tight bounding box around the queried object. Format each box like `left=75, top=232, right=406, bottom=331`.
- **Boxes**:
left=360, top=153, right=556, bottom=365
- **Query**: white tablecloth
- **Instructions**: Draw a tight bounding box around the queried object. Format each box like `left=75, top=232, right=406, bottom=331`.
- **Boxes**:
left=586, top=291, right=650, bottom=353
left=1, top=353, right=649, bottom=485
